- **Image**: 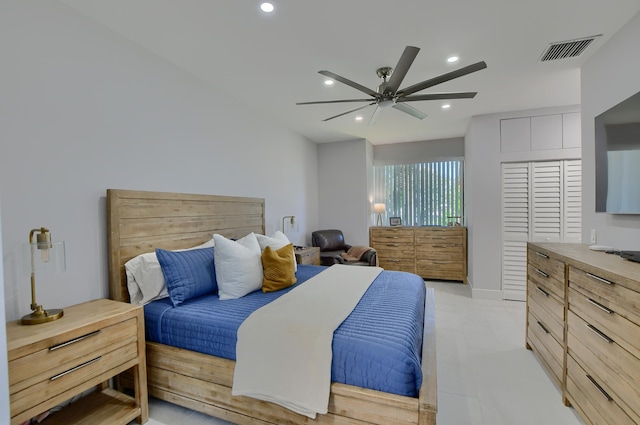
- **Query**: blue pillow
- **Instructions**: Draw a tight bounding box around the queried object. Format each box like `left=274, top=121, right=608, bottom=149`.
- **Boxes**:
left=156, top=247, right=216, bottom=306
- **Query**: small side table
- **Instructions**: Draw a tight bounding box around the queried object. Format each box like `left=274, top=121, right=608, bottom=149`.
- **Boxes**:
left=294, top=246, right=321, bottom=265
left=7, top=299, right=148, bottom=425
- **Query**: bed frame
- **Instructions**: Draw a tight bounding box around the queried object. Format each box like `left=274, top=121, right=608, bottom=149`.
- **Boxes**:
left=106, top=189, right=437, bottom=425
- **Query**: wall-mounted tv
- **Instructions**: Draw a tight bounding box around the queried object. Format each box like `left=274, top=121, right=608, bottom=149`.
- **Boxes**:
left=595, top=89, right=640, bottom=214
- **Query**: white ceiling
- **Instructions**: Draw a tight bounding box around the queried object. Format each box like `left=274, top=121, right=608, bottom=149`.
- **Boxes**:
left=58, top=0, right=640, bottom=145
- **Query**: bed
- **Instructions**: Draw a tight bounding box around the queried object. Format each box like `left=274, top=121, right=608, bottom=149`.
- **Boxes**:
left=106, top=189, right=437, bottom=425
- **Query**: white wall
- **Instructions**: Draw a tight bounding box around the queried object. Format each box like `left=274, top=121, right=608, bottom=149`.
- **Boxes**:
left=0, top=1, right=319, bottom=321
left=317, top=139, right=372, bottom=245
left=0, top=197, right=10, bottom=424
left=465, top=106, right=580, bottom=299
left=373, top=137, right=465, bottom=165
left=582, top=11, right=640, bottom=248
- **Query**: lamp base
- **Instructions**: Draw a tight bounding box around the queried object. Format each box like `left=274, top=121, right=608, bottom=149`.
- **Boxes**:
left=21, top=308, right=64, bottom=325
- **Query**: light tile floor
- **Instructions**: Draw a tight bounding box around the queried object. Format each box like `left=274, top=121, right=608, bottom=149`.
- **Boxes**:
left=133, top=281, right=585, bottom=425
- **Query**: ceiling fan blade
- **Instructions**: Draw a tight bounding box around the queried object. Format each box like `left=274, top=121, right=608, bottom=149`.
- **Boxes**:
left=297, top=98, right=375, bottom=105
left=368, top=105, right=381, bottom=126
left=398, top=61, right=487, bottom=98
left=398, top=92, right=477, bottom=102
left=318, top=70, right=378, bottom=97
left=385, top=46, right=420, bottom=95
left=392, top=102, right=427, bottom=120
left=323, top=102, right=376, bottom=122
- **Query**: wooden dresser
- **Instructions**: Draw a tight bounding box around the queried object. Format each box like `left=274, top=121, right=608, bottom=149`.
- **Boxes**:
left=526, top=243, right=640, bottom=425
left=370, top=226, right=467, bottom=282
left=6, top=299, right=148, bottom=425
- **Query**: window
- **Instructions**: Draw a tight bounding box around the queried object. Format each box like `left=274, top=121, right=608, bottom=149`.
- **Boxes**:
left=374, top=160, right=463, bottom=226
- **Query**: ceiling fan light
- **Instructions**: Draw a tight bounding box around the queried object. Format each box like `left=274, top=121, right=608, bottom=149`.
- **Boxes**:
left=447, top=56, right=459, bottom=63
left=324, top=80, right=334, bottom=86
left=355, top=116, right=363, bottom=121
left=442, top=104, right=451, bottom=109
left=260, top=2, right=274, bottom=13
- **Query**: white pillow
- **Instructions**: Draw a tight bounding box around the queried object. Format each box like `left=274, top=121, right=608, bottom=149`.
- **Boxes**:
left=125, top=238, right=215, bottom=305
left=256, top=231, right=297, bottom=272
left=213, top=233, right=263, bottom=300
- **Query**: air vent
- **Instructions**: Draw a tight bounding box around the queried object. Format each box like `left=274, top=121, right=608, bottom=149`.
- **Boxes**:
left=539, top=35, right=601, bottom=61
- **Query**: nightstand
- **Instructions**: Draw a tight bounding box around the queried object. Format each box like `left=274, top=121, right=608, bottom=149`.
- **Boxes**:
left=294, top=246, right=321, bottom=265
left=6, top=299, right=148, bottom=425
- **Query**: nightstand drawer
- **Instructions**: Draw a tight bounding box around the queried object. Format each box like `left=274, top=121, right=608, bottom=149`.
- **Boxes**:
left=9, top=318, right=137, bottom=391
left=10, top=340, right=138, bottom=421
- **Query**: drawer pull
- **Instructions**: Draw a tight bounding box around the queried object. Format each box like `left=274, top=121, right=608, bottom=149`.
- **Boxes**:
left=535, top=269, right=549, bottom=278
left=432, top=237, right=447, bottom=240
left=537, top=321, right=550, bottom=334
left=536, top=286, right=550, bottom=297
left=433, top=261, right=449, bottom=265
left=387, top=244, right=400, bottom=247
left=388, top=259, right=401, bottom=262
left=432, top=245, right=448, bottom=248
left=586, top=273, right=613, bottom=285
left=586, top=324, right=614, bottom=344
left=49, top=330, right=101, bottom=351
left=535, top=251, right=549, bottom=259
left=50, top=356, right=102, bottom=381
left=586, top=374, right=613, bottom=401
left=586, top=298, right=614, bottom=315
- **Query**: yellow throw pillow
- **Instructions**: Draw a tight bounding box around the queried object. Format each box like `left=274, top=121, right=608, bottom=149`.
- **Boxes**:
left=261, top=243, right=297, bottom=292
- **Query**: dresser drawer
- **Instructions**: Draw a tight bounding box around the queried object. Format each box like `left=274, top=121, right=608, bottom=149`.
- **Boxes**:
left=9, top=318, right=138, bottom=392
left=378, top=258, right=415, bottom=273
left=528, top=290, right=564, bottom=344
left=528, top=248, right=565, bottom=284
left=527, top=262, right=564, bottom=301
left=567, top=310, right=640, bottom=422
left=415, top=232, right=463, bottom=246
left=370, top=228, right=414, bottom=244
left=529, top=281, right=564, bottom=341
left=566, top=354, right=637, bottom=425
left=415, top=244, right=462, bottom=258
left=527, top=309, right=563, bottom=383
left=373, top=243, right=415, bottom=259
left=569, top=266, right=640, bottom=329
left=568, top=287, right=640, bottom=359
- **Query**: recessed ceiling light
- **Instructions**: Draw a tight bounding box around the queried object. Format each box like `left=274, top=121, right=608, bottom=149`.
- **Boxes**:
left=447, top=56, right=459, bottom=63
left=260, top=2, right=274, bottom=13
left=355, top=116, right=363, bottom=122
left=324, top=80, right=334, bottom=86
left=442, top=104, right=451, bottom=109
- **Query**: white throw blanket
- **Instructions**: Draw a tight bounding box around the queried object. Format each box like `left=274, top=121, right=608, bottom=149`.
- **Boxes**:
left=232, top=264, right=382, bottom=418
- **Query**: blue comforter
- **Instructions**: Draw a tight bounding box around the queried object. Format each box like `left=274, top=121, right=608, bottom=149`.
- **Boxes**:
left=144, top=265, right=426, bottom=397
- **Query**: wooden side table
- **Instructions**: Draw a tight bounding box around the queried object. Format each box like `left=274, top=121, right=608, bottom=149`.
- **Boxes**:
left=6, top=299, right=148, bottom=425
left=294, top=246, right=321, bottom=265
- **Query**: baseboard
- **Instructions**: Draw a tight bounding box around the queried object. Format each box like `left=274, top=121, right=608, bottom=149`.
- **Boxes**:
left=467, top=277, right=504, bottom=300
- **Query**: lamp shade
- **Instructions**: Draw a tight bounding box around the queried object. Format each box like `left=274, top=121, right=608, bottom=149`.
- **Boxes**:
left=373, top=203, right=386, bottom=214
left=22, top=240, right=66, bottom=275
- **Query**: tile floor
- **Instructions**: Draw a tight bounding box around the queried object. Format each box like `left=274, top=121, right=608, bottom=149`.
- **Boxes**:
left=132, top=281, right=585, bottom=425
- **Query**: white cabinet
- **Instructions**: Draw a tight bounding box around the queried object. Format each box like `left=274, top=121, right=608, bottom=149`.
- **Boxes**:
left=531, top=115, right=563, bottom=150
left=500, top=117, right=531, bottom=152
left=562, top=112, right=581, bottom=148
left=500, top=112, right=580, bottom=153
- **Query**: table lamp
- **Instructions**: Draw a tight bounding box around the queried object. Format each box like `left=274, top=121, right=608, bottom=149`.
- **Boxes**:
left=374, top=203, right=386, bottom=226
left=21, top=227, right=65, bottom=325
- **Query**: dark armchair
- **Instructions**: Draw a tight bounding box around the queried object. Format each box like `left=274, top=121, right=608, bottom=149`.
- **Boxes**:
left=311, top=229, right=377, bottom=267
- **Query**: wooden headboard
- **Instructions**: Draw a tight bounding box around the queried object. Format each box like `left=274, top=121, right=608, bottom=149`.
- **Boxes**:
left=107, top=189, right=265, bottom=303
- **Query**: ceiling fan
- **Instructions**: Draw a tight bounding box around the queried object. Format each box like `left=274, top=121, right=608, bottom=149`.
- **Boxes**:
left=297, top=46, right=487, bottom=125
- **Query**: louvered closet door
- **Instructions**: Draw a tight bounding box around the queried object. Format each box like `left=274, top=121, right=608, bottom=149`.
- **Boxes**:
left=502, top=163, right=530, bottom=301
left=531, top=161, right=562, bottom=243
left=501, top=160, right=582, bottom=301
left=563, top=160, right=582, bottom=243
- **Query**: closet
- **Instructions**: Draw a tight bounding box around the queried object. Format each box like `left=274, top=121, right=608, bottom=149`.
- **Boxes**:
left=501, top=159, right=581, bottom=300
